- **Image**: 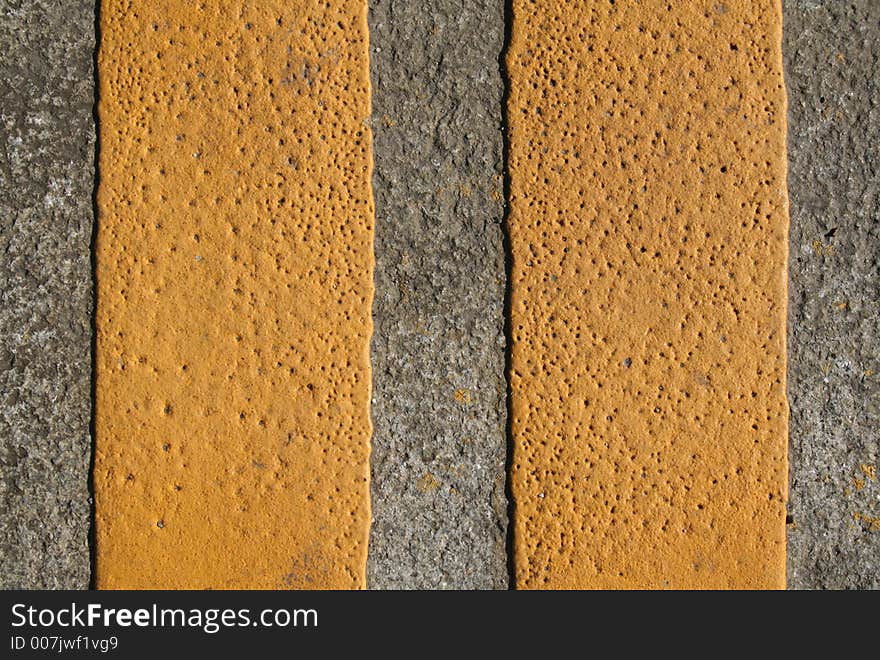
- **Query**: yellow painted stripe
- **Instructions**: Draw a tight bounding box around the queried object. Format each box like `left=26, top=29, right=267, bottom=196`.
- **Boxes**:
left=508, top=1, right=789, bottom=588
left=95, top=0, right=373, bottom=589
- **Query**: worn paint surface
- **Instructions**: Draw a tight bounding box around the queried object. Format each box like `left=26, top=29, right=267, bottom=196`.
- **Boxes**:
left=508, top=0, right=790, bottom=588
left=95, top=0, right=373, bottom=589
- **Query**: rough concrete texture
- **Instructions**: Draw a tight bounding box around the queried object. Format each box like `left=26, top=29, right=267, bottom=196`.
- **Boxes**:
left=784, top=1, right=880, bottom=589
left=367, top=0, right=509, bottom=588
left=0, top=1, right=94, bottom=588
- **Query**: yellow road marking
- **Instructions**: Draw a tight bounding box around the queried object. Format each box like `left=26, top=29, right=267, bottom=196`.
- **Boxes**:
left=508, top=0, right=789, bottom=588
left=95, top=0, right=373, bottom=589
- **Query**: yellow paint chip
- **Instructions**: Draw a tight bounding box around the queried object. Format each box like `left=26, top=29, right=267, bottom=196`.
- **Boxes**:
left=853, top=512, right=880, bottom=532
left=508, top=0, right=789, bottom=588
left=811, top=239, right=835, bottom=256
left=417, top=474, right=441, bottom=493
left=95, top=0, right=373, bottom=589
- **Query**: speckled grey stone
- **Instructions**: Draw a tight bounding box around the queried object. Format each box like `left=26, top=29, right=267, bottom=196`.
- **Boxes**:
left=367, top=0, right=508, bottom=589
left=0, top=0, right=94, bottom=589
left=784, top=1, right=880, bottom=589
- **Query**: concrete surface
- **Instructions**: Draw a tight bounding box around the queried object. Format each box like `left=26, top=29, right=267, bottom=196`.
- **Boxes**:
left=367, top=0, right=509, bottom=589
left=94, top=0, right=373, bottom=589
left=1, top=0, right=878, bottom=592
left=784, top=0, right=880, bottom=589
left=0, top=0, right=94, bottom=589
left=508, top=0, right=789, bottom=588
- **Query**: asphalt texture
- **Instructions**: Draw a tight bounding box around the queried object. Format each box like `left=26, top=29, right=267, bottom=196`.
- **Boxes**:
left=0, top=0, right=94, bottom=588
left=1, top=0, right=878, bottom=591
left=367, top=0, right=509, bottom=589
left=784, top=0, right=880, bottom=589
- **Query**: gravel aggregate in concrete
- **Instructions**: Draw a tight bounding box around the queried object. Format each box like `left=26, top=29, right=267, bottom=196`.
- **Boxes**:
left=367, top=0, right=509, bottom=589
left=0, top=0, right=95, bottom=589
left=784, top=0, right=880, bottom=589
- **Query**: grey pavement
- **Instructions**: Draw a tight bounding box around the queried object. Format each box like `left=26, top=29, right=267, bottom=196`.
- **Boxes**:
left=1, top=0, right=879, bottom=591
left=367, top=0, right=509, bottom=589
left=784, top=0, right=880, bottom=589
left=0, top=0, right=95, bottom=588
